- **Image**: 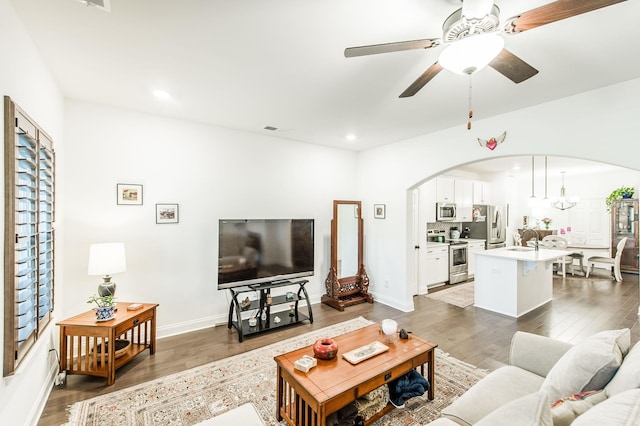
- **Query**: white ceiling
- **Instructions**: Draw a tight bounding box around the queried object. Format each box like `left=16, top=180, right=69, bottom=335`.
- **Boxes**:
left=9, top=0, right=640, bottom=153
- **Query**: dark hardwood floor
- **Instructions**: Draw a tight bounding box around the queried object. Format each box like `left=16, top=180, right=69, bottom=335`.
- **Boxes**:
left=38, top=271, right=640, bottom=425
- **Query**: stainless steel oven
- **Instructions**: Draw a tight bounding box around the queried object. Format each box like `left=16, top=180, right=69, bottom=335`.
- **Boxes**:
left=449, top=241, right=468, bottom=284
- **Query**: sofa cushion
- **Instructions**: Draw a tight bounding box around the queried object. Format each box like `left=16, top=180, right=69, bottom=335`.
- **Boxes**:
left=441, top=365, right=545, bottom=426
left=509, top=331, right=573, bottom=378
left=475, top=392, right=552, bottom=426
left=606, top=341, right=640, bottom=397
left=550, top=390, right=607, bottom=426
left=539, top=328, right=630, bottom=403
left=571, top=389, right=640, bottom=425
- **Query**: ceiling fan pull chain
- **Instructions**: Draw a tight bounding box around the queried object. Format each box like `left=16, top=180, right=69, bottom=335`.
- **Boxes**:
left=467, top=73, right=473, bottom=130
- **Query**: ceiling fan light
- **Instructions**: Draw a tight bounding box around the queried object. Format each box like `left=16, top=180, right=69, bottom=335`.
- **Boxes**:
left=439, top=33, right=504, bottom=75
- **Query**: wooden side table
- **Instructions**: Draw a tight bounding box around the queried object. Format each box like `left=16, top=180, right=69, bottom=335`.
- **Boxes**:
left=57, top=302, right=158, bottom=385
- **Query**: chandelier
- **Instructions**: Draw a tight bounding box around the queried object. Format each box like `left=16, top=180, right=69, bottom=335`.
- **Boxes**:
left=550, top=172, right=578, bottom=210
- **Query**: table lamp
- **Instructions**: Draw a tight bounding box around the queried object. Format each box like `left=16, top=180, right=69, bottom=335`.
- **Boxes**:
left=88, top=242, right=126, bottom=297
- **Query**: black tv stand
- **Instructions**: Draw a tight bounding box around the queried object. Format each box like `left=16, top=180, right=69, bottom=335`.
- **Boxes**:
left=227, top=279, right=313, bottom=342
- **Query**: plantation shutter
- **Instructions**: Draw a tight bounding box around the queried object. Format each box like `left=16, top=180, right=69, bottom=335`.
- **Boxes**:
left=38, top=134, right=54, bottom=327
left=4, top=97, right=55, bottom=375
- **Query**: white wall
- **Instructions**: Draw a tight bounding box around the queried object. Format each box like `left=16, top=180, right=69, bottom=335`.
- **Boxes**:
left=62, top=100, right=358, bottom=336
left=0, top=0, right=65, bottom=424
left=358, top=78, right=640, bottom=312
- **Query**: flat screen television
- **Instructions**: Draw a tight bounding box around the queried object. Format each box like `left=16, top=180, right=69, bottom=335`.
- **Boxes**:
left=218, top=219, right=314, bottom=290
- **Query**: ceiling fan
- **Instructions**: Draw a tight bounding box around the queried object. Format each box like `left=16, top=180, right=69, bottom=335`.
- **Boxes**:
left=345, top=0, right=627, bottom=98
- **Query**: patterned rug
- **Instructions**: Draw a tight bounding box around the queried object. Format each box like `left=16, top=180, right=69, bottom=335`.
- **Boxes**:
left=65, top=316, right=486, bottom=426
left=425, top=282, right=475, bottom=308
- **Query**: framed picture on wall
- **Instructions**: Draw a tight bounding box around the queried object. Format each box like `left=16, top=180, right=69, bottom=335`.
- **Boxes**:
left=156, top=203, right=179, bottom=224
left=374, top=204, right=386, bottom=219
left=117, top=183, right=143, bottom=205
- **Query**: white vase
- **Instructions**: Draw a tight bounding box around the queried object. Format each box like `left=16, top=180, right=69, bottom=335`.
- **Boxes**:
left=95, top=306, right=115, bottom=321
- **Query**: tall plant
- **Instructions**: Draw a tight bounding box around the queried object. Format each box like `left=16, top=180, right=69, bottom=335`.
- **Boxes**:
left=606, top=186, right=635, bottom=211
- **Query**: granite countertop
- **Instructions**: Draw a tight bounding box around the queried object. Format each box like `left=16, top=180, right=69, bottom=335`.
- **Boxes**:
left=475, top=246, right=569, bottom=262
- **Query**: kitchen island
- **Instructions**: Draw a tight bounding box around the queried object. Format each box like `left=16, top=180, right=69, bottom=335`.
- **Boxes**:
left=474, top=246, right=569, bottom=317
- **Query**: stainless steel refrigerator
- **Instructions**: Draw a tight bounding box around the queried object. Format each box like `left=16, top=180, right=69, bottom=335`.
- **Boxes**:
left=462, top=205, right=506, bottom=249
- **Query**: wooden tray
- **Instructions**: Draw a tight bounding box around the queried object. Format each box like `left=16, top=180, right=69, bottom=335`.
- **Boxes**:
left=342, top=341, right=389, bottom=365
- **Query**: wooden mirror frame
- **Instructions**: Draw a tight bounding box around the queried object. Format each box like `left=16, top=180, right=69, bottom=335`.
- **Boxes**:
left=322, top=200, right=373, bottom=311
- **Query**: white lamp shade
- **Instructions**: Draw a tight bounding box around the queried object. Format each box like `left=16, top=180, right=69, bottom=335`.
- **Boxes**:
left=438, top=33, right=505, bottom=75
left=88, top=243, right=126, bottom=276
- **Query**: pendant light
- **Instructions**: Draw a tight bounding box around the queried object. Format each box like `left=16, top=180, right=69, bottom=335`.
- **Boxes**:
left=550, top=172, right=578, bottom=210
left=530, top=156, right=536, bottom=200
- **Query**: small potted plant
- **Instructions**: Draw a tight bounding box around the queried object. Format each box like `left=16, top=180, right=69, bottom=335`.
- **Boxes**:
left=606, top=186, right=636, bottom=211
left=87, top=294, right=116, bottom=321
left=541, top=217, right=552, bottom=230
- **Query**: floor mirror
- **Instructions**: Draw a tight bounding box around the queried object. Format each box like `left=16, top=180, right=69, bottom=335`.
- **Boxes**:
left=322, top=200, right=373, bottom=310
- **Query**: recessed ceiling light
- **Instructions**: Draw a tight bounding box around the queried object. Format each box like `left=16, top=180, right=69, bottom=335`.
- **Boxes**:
left=346, top=134, right=356, bottom=142
left=153, top=90, right=171, bottom=100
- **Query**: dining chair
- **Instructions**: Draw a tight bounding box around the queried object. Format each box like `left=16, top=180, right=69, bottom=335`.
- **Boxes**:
left=566, top=235, right=586, bottom=276
left=585, top=237, right=628, bottom=282
left=541, top=235, right=573, bottom=277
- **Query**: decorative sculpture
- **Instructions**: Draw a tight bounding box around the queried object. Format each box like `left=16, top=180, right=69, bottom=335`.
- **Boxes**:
left=477, top=131, right=507, bottom=150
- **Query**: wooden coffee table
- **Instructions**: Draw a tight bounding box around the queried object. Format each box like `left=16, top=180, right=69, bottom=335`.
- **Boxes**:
left=274, top=323, right=437, bottom=426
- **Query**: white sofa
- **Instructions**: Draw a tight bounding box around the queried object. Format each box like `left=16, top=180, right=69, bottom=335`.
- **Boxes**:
left=428, top=328, right=640, bottom=425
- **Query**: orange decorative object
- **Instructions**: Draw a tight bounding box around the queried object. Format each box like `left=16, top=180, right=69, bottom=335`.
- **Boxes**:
left=313, top=338, right=338, bottom=360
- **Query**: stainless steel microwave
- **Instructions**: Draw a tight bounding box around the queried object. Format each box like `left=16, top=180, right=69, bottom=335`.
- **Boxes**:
left=436, top=203, right=457, bottom=221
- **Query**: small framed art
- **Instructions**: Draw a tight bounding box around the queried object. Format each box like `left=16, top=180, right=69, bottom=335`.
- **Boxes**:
left=117, top=183, right=143, bottom=205
left=156, top=203, right=179, bottom=224
left=374, top=204, right=386, bottom=219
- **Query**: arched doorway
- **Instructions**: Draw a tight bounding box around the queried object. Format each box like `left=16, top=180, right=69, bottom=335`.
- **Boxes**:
left=408, top=155, right=640, bottom=306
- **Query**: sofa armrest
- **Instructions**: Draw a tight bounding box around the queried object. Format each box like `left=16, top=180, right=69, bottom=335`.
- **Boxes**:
left=510, top=331, right=573, bottom=378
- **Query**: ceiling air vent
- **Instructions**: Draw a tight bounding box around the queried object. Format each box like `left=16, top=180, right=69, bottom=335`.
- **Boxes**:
left=75, top=0, right=111, bottom=12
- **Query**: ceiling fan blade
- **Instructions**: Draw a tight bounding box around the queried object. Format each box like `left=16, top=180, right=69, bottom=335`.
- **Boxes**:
left=345, top=38, right=440, bottom=58
left=489, top=49, right=539, bottom=84
left=504, top=0, right=627, bottom=34
left=399, top=62, right=443, bottom=98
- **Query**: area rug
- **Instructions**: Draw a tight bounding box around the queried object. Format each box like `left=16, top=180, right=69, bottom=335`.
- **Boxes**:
left=65, top=316, right=486, bottom=426
left=193, top=403, right=264, bottom=426
left=425, top=282, right=475, bottom=308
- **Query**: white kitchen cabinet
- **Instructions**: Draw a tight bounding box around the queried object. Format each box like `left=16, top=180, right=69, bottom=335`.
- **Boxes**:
left=473, top=181, right=491, bottom=205
left=436, top=177, right=455, bottom=203
left=424, top=245, right=449, bottom=287
left=467, top=240, right=486, bottom=278
left=455, top=179, right=474, bottom=221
